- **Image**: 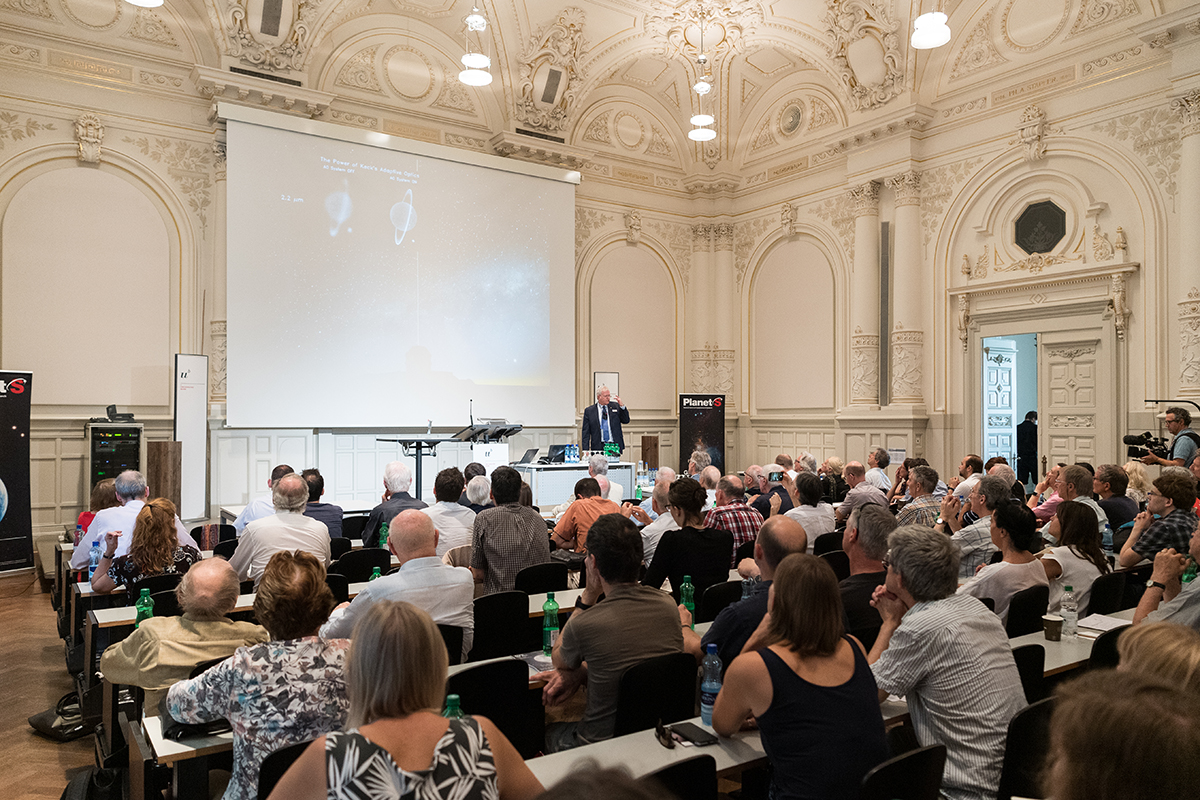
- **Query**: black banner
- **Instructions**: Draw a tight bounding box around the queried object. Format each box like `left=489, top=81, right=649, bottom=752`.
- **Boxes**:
left=0, top=372, right=32, bottom=571
left=679, top=394, right=726, bottom=475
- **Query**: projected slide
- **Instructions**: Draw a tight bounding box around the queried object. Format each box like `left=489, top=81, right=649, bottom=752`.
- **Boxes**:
left=225, top=119, right=576, bottom=429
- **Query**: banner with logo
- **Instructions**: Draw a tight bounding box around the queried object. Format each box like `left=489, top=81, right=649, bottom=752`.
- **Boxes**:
left=0, top=372, right=33, bottom=572
left=679, top=394, right=726, bottom=475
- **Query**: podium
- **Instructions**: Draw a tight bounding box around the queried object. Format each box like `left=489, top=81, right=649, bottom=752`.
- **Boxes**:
left=377, top=422, right=523, bottom=500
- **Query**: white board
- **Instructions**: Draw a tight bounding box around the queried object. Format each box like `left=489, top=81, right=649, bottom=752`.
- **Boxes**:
left=174, top=354, right=208, bottom=521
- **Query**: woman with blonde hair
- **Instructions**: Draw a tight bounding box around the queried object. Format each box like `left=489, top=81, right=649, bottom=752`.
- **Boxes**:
left=1123, top=460, right=1151, bottom=505
left=91, top=497, right=200, bottom=594
left=1118, top=621, right=1200, bottom=693
left=269, top=600, right=542, bottom=800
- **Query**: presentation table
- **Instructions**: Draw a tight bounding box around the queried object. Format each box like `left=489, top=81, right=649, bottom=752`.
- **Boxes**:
left=515, top=462, right=636, bottom=508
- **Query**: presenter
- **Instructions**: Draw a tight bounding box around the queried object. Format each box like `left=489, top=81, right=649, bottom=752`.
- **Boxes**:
left=581, top=385, right=629, bottom=454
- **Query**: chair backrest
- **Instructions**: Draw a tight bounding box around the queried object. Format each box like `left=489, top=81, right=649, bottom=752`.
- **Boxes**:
left=989, top=550, right=1005, bottom=564
left=859, top=743, right=947, bottom=800
left=996, top=697, right=1055, bottom=800
left=328, top=548, right=392, bottom=583
left=1088, top=624, right=1128, bottom=669
left=1011, top=643, right=1046, bottom=704
left=734, top=539, right=756, bottom=563
left=447, top=658, right=544, bottom=759
left=1005, top=584, right=1049, bottom=638
left=1087, top=570, right=1127, bottom=615
left=442, top=544, right=473, bottom=568
left=149, top=588, right=182, bottom=617
left=257, top=739, right=314, bottom=799
left=438, top=624, right=464, bottom=666
left=341, top=515, right=369, bottom=541
left=218, top=524, right=238, bottom=542
left=469, top=591, right=532, bottom=661
left=212, top=538, right=239, bottom=560
left=325, top=573, right=350, bottom=605
left=329, top=537, right=353, bottom=560
left=812, top=530, right=843, bottom=556
left=514, top=562, right=569, bottom=595
left=1120, top=563, right=1153, bottom=609
left=978, top=596, right=996, bottom=613
left=613, top=652, right=699, bottom=737
left=819, top=550, right=851, bottom=582
left=850, top=623, right=882, bottom=651
left=128, top=573, right=183, bottom=606
left=643, top=753, right=717, bottom=800
left=697, top=580, right=743, bottom=624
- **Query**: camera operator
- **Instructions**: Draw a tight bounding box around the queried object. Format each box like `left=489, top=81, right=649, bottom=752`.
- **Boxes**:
left=1141, top=407, right=1200, bottom=469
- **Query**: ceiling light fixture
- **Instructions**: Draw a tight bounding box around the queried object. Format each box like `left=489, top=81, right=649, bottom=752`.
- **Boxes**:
left=123, top=0, right=164, bottom=7
left=458, top=5, right=493, bottom=86
left=911, top=11, right=951, bottom=49
left=689, top=11, right=716, bottom=144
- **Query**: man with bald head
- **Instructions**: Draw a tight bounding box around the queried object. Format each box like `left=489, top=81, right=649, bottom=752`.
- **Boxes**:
left=228, top=473, right=331, bottom=585
left=703, top=474, right=764, bottom=566
left=837, top=461, right=887, bottom=522
left=680, top=515, right=808, bottom=671
left=99, top=558, right=268, bottom=713
left=321, top=509, right=474, bottom=656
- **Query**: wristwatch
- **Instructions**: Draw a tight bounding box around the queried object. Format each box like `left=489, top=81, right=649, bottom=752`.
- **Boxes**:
left=1147, top=579, right=1168, bottom=591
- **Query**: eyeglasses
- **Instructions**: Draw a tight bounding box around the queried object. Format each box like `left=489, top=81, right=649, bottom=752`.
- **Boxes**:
left=881, top=556, right=892, bottom=570
left=655, top=718, right=675, bottom=749
left=1147, top=490, right=1163, bottom=498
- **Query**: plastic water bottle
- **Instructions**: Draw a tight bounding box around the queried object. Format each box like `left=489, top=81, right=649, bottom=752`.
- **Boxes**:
left=681, top=575, right=695, bottom=628
left=443, top=694, right=464, bottom=719
left=74, top=524, right=83, bottom=546
left=368, top=566, right=382, bottom=581
left=700, top=644, right=722, bottom=726
left=377, top=521, right=388, bottom=547
left=1061, top=585, right=1078, bottom=639
left=542, top=592, right=560, bottom=655
left=88, top=543, right=101, bottom=581
left=134, top=588, right=154, bottom=628
left=741, top=577, right=755, bottom=600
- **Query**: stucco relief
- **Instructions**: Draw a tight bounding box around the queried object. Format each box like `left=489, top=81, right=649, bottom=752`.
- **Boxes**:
left=124, top=9, right=180, bottom=48
left=1069, top=0, right=1140, bottom=36
left=210, top=320, right=227, bottom=401
left=123, top=135, right=215, bottom=228
left=624, top=209, right=641, bottom=245
left=920, top=158, right=984, bottom=252
left=851, top=329, right=880, bottom=403
left=733, top=215, right=774, bottom=288
left=336, top=46, right=383, bottom=93
left=809, top=191, right=855, bottom=261
left=0, top=110, right=56, bottom=150
left=575, top=207, right=614, bottom=255
left=645, top=219, right=693, bottom=286
left=515, top=7, right=587, bottom=133
left=1093, top=107, right=1181, bottom=205
left=691, top=343, right=734, bottom=394
left=1180, top=287, right=1200, bottom=391
left=891, top=328, right=923, bottom=404
left=0, top=0, right=54, bottom=19
left=950, top=11, right=1006, bottom=80
left=74, top=113, right=104, bottom=164
left=824, top=0, right=904, bottom=111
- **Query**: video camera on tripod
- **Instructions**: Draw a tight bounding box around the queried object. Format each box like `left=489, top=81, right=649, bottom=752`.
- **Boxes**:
left=1123, top=432, right=1171, bottom=460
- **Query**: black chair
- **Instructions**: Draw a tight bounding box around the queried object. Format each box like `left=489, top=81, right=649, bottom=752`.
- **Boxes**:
left=819, top=550, right=851, bottom=582
left=735, top=539, right=756, bottom=563
left=239, top=580, right=255, bottom=595
left=613, top=652, right=698, bottom=737
left=514, top=562, right=569, bottom=595
left=469, top=591, right=531, bottom=661
left=1005, top=585, right=1049, bottom=638
left=859, top=743, right=946, bottom=800
left=218, top=524, right=238, bottom=542
left=257, top=739, right=314, bottom=799
left=643, top=753, right=718, bottom=800
left=851, top=623, right=882, bottom=651
left=128, top=574, right=183, bottom=607
left=1012, top=643, right=1046, bottom=704
left=812, top=531, right=843, bottom=556
left=341, top=515, right=369, bottom=541
left=328, top=548, right=391, bottom=583
left=1120, top=564, right=1153, bottom=609
left=697, top=580, right=743, bottom=624
left=1089, top=624, right=1128, bottom=669
left=149, top=588, right=182, bottom=617
left=448, top=659, right=544, bottom=758
left=438, top=624, right=464, bottom=666
left=1087, top=571, right=1127, bottom=615
left=996, top=697, right=1055, bottom=800
left=325, top=573, right=350, bottom=605
left=979, top=596, right=996, bottom=613
left=212, top=539, right=239, bottom=560
left=329, top=537, right=353, bottom=560
left=989, top=550, right=1005, bottom=564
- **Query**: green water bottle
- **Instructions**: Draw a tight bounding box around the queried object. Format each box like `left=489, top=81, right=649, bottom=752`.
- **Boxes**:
left=1183, top=556, right=1198, bottom=584
left=443, top=694, right=464, bottom=719
left=377, top=521, right=388, bottom=547
left=134, top=588, right=154, bottom=628
left=681, top=575, right=695, bottom=629
left=368, top=566, right=382, bottom=581
left=542, top=592, right=560, bottom=655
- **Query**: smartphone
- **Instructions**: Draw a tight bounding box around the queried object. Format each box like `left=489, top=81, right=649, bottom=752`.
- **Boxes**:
left=669, top=721, right=719, bottom=746
left=767, top=471, right=784, bottom=482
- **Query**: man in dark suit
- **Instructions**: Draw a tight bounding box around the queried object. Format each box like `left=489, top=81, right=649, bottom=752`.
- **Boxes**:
left=1016, top=411, right=1038, bottom=485
left=581, top=385, right=630, bottom=454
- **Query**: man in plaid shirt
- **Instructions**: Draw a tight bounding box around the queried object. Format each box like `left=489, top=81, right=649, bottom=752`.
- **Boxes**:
left=704, top=475, right=764, bottom=566
left=1119, top=471, right=1198, bottom=569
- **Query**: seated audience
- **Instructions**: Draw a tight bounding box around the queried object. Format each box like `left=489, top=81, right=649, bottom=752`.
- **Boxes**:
left=91, top=497, right=202, bottom=594
left=1120, top=472, right=1198, bottom=568
left=743, top=464, right=764, bottom=497
left=781, top=472, right=836, bottom=551
left=1117, top=621, right=1200, bottom=693
left=637, top=466, right=675, bottom=518
left=687, top=449, right=712, bottom=476
left=940, top=474, right=1007, bottom=579
left=268, top=601, right=542, bottom=800
left=72, top=470, right=193, bottom=569
left=321, top=510, right=474, bottom=657
left=421, top=467, right=476, bottom=557
left=1043, top=464, right=1111, bottom=547
left=77, top=477, right=118, bottom=537
left=1095, top=463, right=1139, bottom=546
left=951, top=454, right=984, bottom=498
left=1041, top=501, right=1109, bottom=615
left=459, top=462, right=486, bottom=505
left=301, top=468, right=343, bottom=538
left=519, top=481, right=539, bottom=512
left=540, top=515, right=683, bottom=751
left=713, top=554, right=888, bottom=800
left=551, top=478, right=621, bottom=552
left=751, top=465, right=793, bottom=519
left=621, top=478, right=679, bottom=567
left=885, top=458, right=917, bottom=505
left=698, top=465, right=721, bottom=510
left=465, top=475, right=493, bottom=514
left=987, top=461, right=1025, bottom=502
left=1026, top=462, right=1066, bottom=523
left=819, top=457, right=849, bottom=503
left=100, top=558, right=269, bottom=713
left=587, top=453, right=623, bottom=503
left=795, top=451, right=818, bottom=474
left=364, top=461, right=428, bottom=548
left=704, top=475, right=764, bottom=566
left=228, top=473, right=331, bottom=586
left=232, top=464, right=294, bottom=533
left=958, top=501, right=1048, bottom=623
left=642, top=478, right=733, bottom=602
left=865, top=447, right=892, bottom=492
left=836, top=461, right=887, bottom=522
left=681, top=516, right=808, bottom=669
left=839, top=505, right=897, bottom=648
left=1044, top=671, right=1200, bottom=800
left=1123, top=460, right=1151, bottom=505
left=470, top=465, right=550, bottom=595
left=1132, top=517, right=1200, bottom=629
left=895, top=465, right=941, bottom=528
left=869, top=526, right=1025, bottom=800
left=167, top=551, right=350, bottom=800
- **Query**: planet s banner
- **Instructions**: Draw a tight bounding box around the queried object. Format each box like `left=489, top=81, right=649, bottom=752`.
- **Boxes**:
left=0, top=371, right=33, bottom=572
left=0, top=476, right=7, bottom=522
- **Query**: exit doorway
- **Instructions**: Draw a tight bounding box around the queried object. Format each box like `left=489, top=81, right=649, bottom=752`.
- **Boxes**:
left=982, top=334, right=1038, bottom=487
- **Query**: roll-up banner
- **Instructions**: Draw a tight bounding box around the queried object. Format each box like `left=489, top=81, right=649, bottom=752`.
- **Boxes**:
left=0, top=372, right=33, bottom=572
left=679, top=394, right=726, bottom=475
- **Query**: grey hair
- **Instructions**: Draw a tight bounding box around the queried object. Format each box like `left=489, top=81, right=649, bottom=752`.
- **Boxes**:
left=988, top=463, right=1017, bottom=487
left=689, top=450, right=712, bottom=471
left=796, top=452, right=818, bottom=474
left=910, top=465, right=939, bottom=494
left=1162, top=465, right=1192, bottom=480
left=851, top=504, right=898, bottom=562
left=657, top=467, right=677, bottom=483
left=272, top=473, right=309, bottom=513
left=652, top=478, right=671, bottom=508
left=976, top=474, right=1012, bottom=513
left=744, top=465, right=763, bottom=483
left=887, top=526, right=960, bottom=602
left=699, top=465, right=720, bottom=490
left=383, top=461, right=413, bottom=494
left=596, top=384, right=610, bottom=398
left=177, top=558, right=239, bottom=620
left=872, top=447, right=891, bottom=469
left=114, top=470, right=147, bottom=502
left=588, top=453, right=609, bottom=475
left=465, top=475, right=490, bottom=505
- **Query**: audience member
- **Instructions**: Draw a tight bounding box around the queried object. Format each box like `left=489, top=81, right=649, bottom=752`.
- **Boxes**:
left=940, top=474, right=1007, bottom=579
left=71, top=470, right=193, bottom=569
left=1041, top=501, right=1110, bottom=615
left=895, top=465, right=941, bottom=528
left=270, top=600, right=542, bottom=800
left=819, top=456, right=849, bottom=503
left=1025, top=462, right=1066, bottom=523
left=1117, top=621, right=1200, bottom=693
left=687, top=449, right=712, bottom=476
left=743, top=464, right=764, bottom=497
left=91, top=497, right=202, bottom=594
left=750, top=465, right=793, bottom=519
left=865, top=447, right=892, bottom=492
left=885, top=458, right=918, bottom=504
left=774, top=453, right=794, bottom=475
left=869, top=527, right=1024, bottom=800
left=1132, top=517, right=1200, bottom=629
left=958, top=501, right=1047, bottom=623
left=519, top=481, right=538, bottom=511
left=782, top=471, right=836, bottom=550
left=228, top=473, right=331, bottom=586
left=551, top=478, right=621, bottom=552
left=363, top=461, right=428, bottom=548
left=951, top=454, right=984, bottom=498
left=839, top=505, right=897, bottom=648
left=1043, top=464, right=1110, bottom=546
left=713, top=554, right=888, bottom=800
left=836, top=462, right=886, bottom=522
left=301, top=468, right=343, bottom=538
left=1095, top=463, right=1139, bottom=549
left=637, top=467, right=675, bottom=518
left=100, top=558, right=269, bottom=713
left=704, top=475, right=764, bottom=566
left=795, top=451, right=818, bottom=474
left=621, top=479, right=679, bottom=566
left=77, top=477, right=118, bottom=537
left=643, top=478, right=733, bottom=602
left=1123, top=460, right=1151, bottom=504
left=167, top=551, right=349, bottom=800
left=465, top=474, right=493, bottom=514
left=540, top=514, right=683, bottom=751
left=232, top=463, right=294, bottom=533
left=1119, top=472, right=1198, bottom=568
left=420, top=467, right=476, bottom=557
left=459, top=462, right=487, bottom=506
left=987, top=461, right=1025, bottom=501
left=470, top=466, right=551, bottom=595
left=587, top=453, right=623, bottom=503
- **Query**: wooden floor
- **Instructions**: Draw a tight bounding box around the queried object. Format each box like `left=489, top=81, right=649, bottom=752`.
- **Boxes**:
left=0, top=571, right=95, bottom=800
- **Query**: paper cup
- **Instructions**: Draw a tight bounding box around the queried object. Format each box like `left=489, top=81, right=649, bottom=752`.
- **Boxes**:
left=1043, top=614, right=1064, bottom=642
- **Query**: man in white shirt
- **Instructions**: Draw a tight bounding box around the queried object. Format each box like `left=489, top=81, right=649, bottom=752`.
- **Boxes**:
left=952, top=454, right=984, bottom=499
left=421, top=467, right=476, bottom=557
left=71, top=470, right=193, bottom=569
left=228, top=473, right=331, bottom=585
left=232, top=463, right=294, bottom=534
left=622, top=478, right=679, bottom=566
left=588, top=453, right=623, bottom=503
left=865, top=448, right=892, bottom=493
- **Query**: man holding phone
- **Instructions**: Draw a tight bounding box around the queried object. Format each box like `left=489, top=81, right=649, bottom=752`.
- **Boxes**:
left=750, top=467, right=794, bottom=519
